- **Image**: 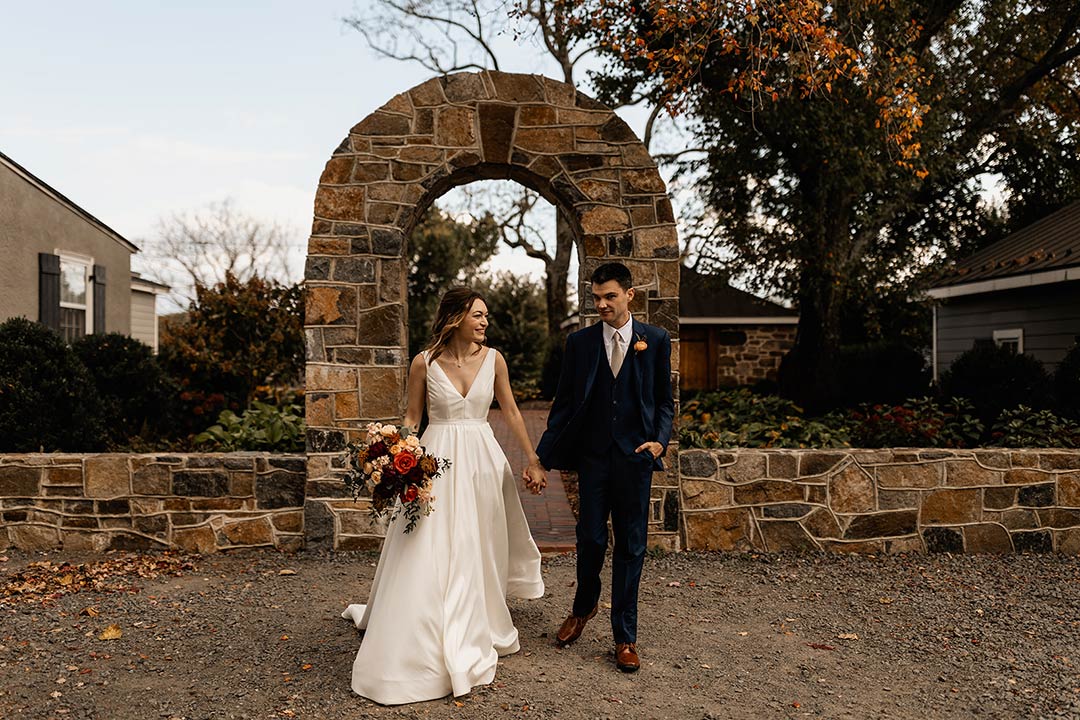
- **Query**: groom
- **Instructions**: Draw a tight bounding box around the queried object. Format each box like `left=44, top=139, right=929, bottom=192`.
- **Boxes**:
left=534, top=261, right=674, bottom=673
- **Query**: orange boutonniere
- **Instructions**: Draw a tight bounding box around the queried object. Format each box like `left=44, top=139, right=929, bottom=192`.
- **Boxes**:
left=633, top=333, right=648, bottom=352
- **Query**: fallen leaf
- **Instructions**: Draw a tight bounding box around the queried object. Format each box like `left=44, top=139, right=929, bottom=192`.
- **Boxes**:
left=454, top=701, right=465, bottom=707
left=837, top=633, right=859, bottom=640
left=278, top=569, right=297, bottom=576
left=700, top=664, right=711, bottom=669
left=667, top=581, right=681, bottom=587
left=98, top=625, right=122, bottom=641
left=301, top=664, right=312, bottom=670
left=80, top=607, right=99, bottom=618
left=280, top=635, right=289, bottom=641
left=50, top=691, right=62, bottom=699
left=879, top=597, right=893, bottom=604
left=737, top=632, right=749, bottom=636
left=58, top=574, right=74, bottom=586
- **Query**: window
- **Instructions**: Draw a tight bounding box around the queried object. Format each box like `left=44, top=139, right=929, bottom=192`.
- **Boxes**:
left=58, top=253, right=93, bottom=342
left=993, top=328, right=1023, bottom=354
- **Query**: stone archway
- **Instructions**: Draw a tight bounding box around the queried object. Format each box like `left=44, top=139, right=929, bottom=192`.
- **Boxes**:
left=304, top=71, right=680, bottom=551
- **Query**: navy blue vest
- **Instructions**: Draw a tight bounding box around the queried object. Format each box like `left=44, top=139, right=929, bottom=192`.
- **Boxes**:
left=581, top=347, right=645, bottom=457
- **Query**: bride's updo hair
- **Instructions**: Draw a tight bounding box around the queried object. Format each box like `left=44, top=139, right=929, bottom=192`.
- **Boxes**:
left=424, top=287, right=487, bottom=362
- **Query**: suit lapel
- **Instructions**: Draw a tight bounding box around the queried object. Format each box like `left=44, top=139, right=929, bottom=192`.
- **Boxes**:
left=581, top=322, right=604, bottom=398
left=631, top=318, right=646, bottom=391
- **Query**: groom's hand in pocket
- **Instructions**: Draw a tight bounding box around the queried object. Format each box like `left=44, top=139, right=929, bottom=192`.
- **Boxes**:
left=635, top=441, right=663, bottom=460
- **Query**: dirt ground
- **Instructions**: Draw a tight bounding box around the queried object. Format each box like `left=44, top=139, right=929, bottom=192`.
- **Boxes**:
left=1, top=548, right=1079, bottom=720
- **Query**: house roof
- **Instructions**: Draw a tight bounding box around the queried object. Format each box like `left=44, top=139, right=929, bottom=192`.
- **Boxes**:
left=679, top=265, right=798, bottom=322
left=930, top=200, right=1080, bottom=294
left=130, top=271, right=171, bottom=294
left=0, top=150, right=139, bottom=253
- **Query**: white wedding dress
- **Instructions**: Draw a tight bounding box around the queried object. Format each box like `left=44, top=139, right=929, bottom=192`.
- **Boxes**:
left=341, top=348, right=545, bottom=705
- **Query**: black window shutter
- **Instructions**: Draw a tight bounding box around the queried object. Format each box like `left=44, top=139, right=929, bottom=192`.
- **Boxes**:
left=92, top=264, right=106, bottom=334
left=38, top=253, right=61, bottom=331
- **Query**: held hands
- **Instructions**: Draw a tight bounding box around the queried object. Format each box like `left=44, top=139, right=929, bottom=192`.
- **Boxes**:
left=522, top=462, right=548, bottom=495
left=635, top=441, right=663, bottom=460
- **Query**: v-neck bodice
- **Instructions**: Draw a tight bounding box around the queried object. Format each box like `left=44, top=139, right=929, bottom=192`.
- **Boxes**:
left=424, top=348, right=496, bottom=423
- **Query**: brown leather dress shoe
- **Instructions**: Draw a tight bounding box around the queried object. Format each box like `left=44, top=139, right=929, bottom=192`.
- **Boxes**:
left=555, top=606, right=597, bottom=647
left=615, top=643, right=640, bottom=672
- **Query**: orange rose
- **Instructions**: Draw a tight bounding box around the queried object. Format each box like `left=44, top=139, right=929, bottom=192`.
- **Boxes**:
left=393, top=451, right=418, bottom=474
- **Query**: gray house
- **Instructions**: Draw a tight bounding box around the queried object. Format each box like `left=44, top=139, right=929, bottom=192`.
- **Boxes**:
left=0, top=151, right=169, bottom=350
left=928, top=200, right=1080, bottom=380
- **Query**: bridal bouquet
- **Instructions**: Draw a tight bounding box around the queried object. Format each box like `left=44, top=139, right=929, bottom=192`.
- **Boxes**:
left=344, top=423, right=449, bottom=534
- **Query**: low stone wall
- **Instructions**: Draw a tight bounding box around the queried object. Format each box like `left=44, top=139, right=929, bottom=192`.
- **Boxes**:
left=9, top=448, right=1078, bottom=556
left=680, top=449, right=1080, bottom=554
left=0, top=454, right=306, bottom=553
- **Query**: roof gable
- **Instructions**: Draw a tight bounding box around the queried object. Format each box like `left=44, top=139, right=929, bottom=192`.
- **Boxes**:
left=0, top=150, right=138, bottom=253
left=932, top=200, right=1080, bottom=290
left=679, top=265, right=798, bottom=319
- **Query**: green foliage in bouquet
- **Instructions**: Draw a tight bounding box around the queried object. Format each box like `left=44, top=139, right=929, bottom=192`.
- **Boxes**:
left=344, top=423, right=449, bottom=534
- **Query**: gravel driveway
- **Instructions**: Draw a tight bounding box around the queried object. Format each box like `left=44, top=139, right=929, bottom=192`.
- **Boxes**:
left=1, top=548, right=1078, bottom=719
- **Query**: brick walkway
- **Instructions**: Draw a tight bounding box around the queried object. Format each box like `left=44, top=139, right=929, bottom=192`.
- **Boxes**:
left=488, top=405, right=577, bottom=553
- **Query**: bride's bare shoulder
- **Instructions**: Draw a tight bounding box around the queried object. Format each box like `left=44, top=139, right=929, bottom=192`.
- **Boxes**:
left=491, top=347, right=509, bottom=373
left=410, top=352, right=429, bottom=375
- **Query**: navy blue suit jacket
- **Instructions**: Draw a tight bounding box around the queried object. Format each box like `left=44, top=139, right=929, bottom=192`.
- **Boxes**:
left=536, top=318, right=674, bottom=472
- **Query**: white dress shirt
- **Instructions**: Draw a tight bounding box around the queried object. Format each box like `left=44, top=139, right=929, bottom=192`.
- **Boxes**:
left=602, top=314, right=633, bottom=365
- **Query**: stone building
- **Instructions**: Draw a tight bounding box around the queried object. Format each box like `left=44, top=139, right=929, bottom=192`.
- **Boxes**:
left=679, top=265, right=798, bottom=390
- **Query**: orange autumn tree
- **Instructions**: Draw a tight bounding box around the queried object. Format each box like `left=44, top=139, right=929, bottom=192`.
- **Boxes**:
left=583, top=0, right=1080, bottom=410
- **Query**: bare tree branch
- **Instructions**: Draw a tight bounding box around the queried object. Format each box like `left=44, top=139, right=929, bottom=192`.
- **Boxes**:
left=343, top=0, right=504, bottom=75
left=136, top=199, right=298, bottom=310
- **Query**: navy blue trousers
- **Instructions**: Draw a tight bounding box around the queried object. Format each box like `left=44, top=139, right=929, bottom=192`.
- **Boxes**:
left=571, top=446, right=653, bottom=644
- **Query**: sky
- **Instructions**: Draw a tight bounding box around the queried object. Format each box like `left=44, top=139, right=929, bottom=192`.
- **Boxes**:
left=3, top=1, right=637, bottom=310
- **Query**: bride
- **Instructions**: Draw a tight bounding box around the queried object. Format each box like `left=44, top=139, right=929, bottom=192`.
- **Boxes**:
left=341, top=287, right=549, bottom=705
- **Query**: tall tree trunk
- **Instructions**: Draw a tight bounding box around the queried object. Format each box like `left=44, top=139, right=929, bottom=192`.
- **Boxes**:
left=540, top=209, right=575, bottom=398
left=780, top=269, right=842, bottom=413
left=780, top=183, right=851, bottom=413
left=545, top=210, right=574, bottom=335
